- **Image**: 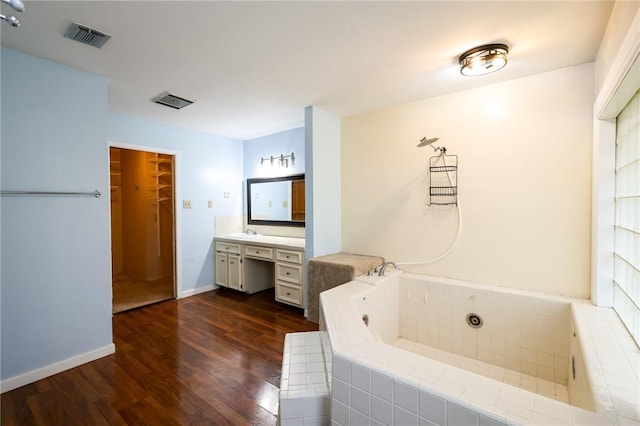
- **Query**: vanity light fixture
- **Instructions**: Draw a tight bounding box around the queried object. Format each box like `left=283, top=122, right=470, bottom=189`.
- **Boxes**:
left=260, top=152, right=295, bottom=168
left=1, top=0, right=24, bottom=27
left=459, top=43, right=509, bottom=76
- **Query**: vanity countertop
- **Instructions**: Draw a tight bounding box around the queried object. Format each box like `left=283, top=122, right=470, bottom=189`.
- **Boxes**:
left=215, top=234, right=305, bottom=250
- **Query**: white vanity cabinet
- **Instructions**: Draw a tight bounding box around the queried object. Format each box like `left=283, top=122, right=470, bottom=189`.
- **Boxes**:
left=275, top=249, right=304, bottom=307
left=215, top=242, right=242, bottom=291
left=214, top=235, right=305, bottom=307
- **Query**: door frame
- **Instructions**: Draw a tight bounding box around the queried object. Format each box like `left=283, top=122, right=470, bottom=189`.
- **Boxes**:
left=108, top=141, right=183, bottom=299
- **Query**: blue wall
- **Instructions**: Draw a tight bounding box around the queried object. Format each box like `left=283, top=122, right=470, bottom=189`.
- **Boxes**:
left=243, top=127, right=305, bottom=179
left=1, top=49, right=112, bottom=380
left=242, top=127, right=305, bottom=222
left=109, top=113, right=244, bottom=293
left=0, top=47, right=297, bottom=386
left=0, top=48, right=245, bottom=385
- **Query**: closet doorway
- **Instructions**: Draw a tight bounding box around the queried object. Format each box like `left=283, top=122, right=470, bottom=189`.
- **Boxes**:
left=110, top=147, right=176, bottom=314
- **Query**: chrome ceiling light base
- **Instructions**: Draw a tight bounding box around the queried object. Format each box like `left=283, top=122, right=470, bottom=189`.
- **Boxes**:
left=459, top=43, right=509, bottom=77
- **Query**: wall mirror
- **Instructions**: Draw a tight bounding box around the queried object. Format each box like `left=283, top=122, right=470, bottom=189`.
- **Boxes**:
left=247, top=174, right=305, bottom=227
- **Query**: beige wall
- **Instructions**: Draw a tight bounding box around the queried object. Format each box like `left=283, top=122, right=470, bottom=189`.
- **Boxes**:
left=341, top=64, right=594, bottom=298
left=595, top=0, right=640, bottom=96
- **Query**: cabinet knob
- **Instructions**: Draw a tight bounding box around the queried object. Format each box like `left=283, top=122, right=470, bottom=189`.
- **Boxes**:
left=286, top=272, right=290, bottom=275
left=221, top=260, right=225, bottom=263
left=286, top=255, right=290, bottom=258
left=256, top=251, right=259, bottom=254
left=230, top=261, right=234, bottom=265
left=286, top=292, right=291, bottom=296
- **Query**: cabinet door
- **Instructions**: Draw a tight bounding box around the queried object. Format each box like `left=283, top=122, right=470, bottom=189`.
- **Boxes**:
left=215, top=253, right=228, bottom=287
left=227, top=254, right=242, bottom=291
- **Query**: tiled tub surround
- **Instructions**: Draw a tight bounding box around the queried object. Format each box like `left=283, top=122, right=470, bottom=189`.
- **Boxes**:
left=320, top=272, right=640, bottom=425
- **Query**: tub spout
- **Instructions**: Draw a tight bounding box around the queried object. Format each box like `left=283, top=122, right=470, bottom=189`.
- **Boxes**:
left=378, top=261, right=399, bottom=276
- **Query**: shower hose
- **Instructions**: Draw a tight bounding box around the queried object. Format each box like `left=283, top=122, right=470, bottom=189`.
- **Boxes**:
left=398, top=152, right=462, bottom=266
left=397, top=202, right=462, bottom=266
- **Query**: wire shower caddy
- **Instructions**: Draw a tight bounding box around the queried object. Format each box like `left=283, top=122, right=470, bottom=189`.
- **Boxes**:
left=428, top=152, right=458, bottom=206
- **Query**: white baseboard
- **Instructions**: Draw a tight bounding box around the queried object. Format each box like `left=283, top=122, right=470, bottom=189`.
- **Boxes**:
left=1, top=283, right=218, bottom=393
left=180, top=284, right=215, bottom=298
left=1, top=343, right=115, bottom=394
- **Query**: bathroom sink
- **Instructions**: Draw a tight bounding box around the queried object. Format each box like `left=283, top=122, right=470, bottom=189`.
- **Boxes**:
left=224, top=232, right=261, bottom=238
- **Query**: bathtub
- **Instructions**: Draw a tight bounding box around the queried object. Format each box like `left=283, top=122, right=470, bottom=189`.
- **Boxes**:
left=319, top=272, right=639, bottom=425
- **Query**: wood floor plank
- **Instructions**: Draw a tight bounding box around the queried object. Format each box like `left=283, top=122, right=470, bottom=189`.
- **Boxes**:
left=1, top=288, right=318, bottom=425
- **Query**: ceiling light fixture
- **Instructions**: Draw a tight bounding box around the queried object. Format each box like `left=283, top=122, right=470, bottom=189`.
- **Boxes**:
left=459, top=43, right=509, bottom=77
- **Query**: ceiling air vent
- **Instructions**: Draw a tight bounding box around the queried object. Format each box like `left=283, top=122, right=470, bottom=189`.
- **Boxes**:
left=63, top=22, right=111, bottom=48
left=152, top=92, right=194, bottom=110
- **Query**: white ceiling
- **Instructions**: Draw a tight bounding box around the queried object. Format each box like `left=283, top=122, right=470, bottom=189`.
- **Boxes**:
left=1, top=1, right=614, bottom=140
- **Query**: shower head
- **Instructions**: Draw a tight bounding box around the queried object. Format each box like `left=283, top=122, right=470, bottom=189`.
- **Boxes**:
left=417, top=137, right=440, bottom=150
left=417, top=136, right=447, bottom=154
left=1, top=0, right=24, bottom=12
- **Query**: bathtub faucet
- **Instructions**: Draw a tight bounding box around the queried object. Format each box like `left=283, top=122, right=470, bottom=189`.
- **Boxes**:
left=378, top=261, right=399, bottom=276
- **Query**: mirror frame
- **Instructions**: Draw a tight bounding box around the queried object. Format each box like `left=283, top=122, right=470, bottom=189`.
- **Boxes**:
left=247, top=173, right=305, bottom=227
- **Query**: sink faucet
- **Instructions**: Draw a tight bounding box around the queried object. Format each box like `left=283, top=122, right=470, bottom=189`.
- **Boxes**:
left=245, top=228, right=258, bottom=235
left=378, top=261, right=399, bottom=276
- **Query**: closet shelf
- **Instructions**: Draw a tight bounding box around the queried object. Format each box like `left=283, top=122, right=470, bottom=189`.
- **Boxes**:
left=149, top=158, right=172, bottom=165
left=149, top=184, right=172, bottom=190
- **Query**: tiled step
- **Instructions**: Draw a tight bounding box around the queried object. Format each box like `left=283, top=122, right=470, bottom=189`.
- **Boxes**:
left=279, top=331, right=331, bottom=426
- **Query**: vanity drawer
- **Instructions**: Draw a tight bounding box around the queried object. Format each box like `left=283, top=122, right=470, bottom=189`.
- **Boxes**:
left=215, top=242, right=241, bottom=254
left=276, top=281, right=303, bottom=307
left=276, top=263, right=302, bottom=284
left=276, top=249, right=303, bottom=265
left=244, top=245, right=274, bottom=261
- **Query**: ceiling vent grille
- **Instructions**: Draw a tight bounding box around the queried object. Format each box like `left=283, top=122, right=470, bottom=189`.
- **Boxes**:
left=63, top=22, right=111, bottom=48
left=152, top=92, right=194, bottom=110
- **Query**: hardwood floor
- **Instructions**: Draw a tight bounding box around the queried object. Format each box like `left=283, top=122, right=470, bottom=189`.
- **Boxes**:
left=112, top=273, right=175, bottom=314
left=1, top=288, right=319, bottom=425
